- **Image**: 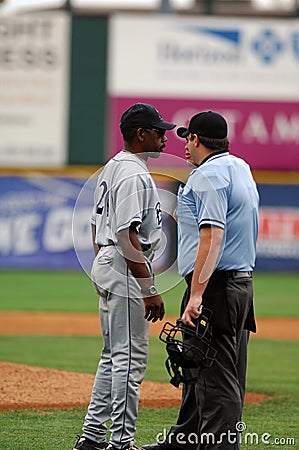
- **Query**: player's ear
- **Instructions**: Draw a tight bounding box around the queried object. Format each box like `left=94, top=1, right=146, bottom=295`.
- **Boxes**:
left=136, top=127, right=145, bottom=142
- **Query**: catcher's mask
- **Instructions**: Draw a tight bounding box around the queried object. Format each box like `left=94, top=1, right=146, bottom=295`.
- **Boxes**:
left=159, top=307, right=217, bottom=387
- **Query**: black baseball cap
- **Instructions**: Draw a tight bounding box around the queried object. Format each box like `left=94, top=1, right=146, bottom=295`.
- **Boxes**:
left=177, top=111, right=228, bottom=139
left=120, top=103, right=176, bottom=131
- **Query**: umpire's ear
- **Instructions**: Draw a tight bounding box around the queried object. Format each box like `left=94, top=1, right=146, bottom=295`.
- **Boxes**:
left=194, top=134, right=200, bottom=147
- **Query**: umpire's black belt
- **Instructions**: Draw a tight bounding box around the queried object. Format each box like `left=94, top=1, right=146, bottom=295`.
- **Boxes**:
left=185, top=270, right=252, bottom=285
left=224, top=270, right=252, bottom=280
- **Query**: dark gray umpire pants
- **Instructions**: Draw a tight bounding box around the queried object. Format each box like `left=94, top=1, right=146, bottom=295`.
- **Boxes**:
left=166, top=270, right=256, bottom=450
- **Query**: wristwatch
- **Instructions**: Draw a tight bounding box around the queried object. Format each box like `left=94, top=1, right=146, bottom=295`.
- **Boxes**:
left=141, top=285, right=157, bottom=296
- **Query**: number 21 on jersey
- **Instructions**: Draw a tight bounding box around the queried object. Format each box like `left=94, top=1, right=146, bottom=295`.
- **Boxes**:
left=96, top=181, right=108, bottom=215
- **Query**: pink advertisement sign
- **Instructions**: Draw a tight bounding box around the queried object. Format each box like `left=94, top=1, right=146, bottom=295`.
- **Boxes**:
left=108, top=96, right=299, bottom=171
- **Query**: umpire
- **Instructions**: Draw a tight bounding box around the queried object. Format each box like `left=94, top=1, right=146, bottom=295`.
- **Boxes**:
left=143, top=111, right=259, bottom=450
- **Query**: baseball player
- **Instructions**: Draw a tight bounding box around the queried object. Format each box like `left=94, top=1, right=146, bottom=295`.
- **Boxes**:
left=143, top=111, right=259, bottom=450
left=73, top=103, right=176, bottom=450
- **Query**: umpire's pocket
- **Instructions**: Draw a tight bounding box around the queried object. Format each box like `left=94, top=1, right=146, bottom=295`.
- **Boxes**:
left=225, top=277, right=252, bottom=336
left=203, top=271, right=233, bottom=335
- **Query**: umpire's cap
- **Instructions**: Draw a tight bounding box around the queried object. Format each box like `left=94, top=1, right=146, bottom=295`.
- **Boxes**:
left=120, top=103, right=176, bottom=131
left=177, top=111, right=227, bottom=139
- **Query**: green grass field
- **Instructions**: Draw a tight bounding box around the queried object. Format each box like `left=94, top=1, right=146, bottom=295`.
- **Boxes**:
left=1, top=270, right=299, bottom=317
left=0, top=270, right=298, bottom=449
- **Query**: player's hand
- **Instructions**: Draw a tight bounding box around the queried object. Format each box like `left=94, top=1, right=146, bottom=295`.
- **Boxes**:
left=182, top=295, right=203, bottom=328
left=143, top=294, right=165, bottom=323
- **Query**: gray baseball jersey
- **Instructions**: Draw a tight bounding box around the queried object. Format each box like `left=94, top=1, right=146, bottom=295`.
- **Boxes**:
left=91, top=150, right=162, bottom=257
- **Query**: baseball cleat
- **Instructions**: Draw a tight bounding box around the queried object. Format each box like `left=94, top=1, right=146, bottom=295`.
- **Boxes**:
left=141, top=444, right=178, bottom=450
left=107, top=443, right=144, bottom=450
left=73, top=435, right=108, bottom=450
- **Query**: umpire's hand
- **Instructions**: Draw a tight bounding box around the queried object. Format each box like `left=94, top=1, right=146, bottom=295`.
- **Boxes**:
left=143, top=294, right=165, bottom=323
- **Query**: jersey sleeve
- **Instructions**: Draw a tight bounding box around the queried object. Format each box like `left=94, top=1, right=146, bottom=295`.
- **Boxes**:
left=113, top=174, right=147, bottom=233
left=190, top=171, right=229, bottom=229
left=91, top=205, right=96, bottom=225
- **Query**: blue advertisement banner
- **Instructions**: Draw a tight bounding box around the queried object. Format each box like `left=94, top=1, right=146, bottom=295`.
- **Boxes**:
left=0, top=176, right=94, bottom=270
left=0, top=176, right=298, bottom=272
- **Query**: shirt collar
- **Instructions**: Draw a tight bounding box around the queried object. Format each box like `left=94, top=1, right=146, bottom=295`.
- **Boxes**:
left=121, top=149, right=148, bottom=169
left=199, top=150, right=229, bottom=167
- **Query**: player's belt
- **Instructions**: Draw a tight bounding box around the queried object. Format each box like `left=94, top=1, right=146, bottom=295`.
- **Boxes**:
left=101, top=241, right=151, bottom=252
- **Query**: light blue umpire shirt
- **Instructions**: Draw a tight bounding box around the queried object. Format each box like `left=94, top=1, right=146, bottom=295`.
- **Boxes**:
left=177, top=152, right=259, bottom=277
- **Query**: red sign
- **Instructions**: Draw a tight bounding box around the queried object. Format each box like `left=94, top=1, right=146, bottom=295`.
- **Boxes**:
left=259, top=208, right=299, bottom=241
left=109, top=96, right=299, bottom=171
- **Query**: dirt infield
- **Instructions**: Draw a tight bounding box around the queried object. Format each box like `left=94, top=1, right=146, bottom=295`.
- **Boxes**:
left=0, top=311, right=299, bottom=340
left=1, top=311, right=296, bottom=411
left=0, top=362, right=272, bottom=411
left=1, top=312, right=299, bottom=340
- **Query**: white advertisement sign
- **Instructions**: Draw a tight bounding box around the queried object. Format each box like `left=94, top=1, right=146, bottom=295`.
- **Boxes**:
left=108, top=14, right=299, bottom=101
left=0, top=12, right=70, bottom=166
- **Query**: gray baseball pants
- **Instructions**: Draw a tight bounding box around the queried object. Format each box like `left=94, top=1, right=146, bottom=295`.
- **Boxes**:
left=83, top=245, right=150, bottom=448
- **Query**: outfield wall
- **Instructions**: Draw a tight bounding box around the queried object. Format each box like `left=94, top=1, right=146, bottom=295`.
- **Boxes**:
left=1, top=12, right=298, bottom=271
left=0, top=171, right=298, bottom=272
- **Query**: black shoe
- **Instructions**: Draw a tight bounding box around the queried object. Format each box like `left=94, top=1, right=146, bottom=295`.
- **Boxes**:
left=142, top=443, right=177, bottom=450
left=73, top=435, right=108, bottom=450
left=107, top=442, right=144, bottom=450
